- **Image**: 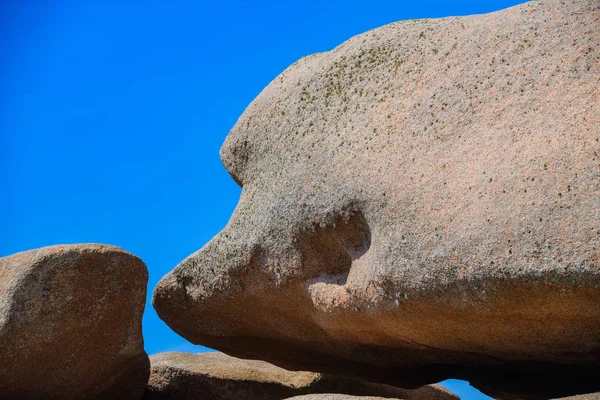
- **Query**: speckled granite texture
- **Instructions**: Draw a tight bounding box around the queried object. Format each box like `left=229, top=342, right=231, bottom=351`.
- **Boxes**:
left=154, top=1, right=600, bottom=398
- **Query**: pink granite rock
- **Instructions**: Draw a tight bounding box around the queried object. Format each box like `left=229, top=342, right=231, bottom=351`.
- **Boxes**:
left=154, top=1, right=600, bottom=398
left=145, top=352, right=458, bottom=400
left=0, top=244, right=149, bottom=399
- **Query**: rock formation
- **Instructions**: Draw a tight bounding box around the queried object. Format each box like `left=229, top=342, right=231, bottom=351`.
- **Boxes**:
left=285, top=396, right=394, bottom=400
left=144, top=352, right=457, bottom=400
left=153, top=0, right=600, bottom=398
left=555, top=394, right=600, bottom=400
left=0, top=244, right=149, bottom=399
left=285, top=396, right=398, bottom=400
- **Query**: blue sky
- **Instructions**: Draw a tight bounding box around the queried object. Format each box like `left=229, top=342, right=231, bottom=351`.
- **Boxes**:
left=1, top=1, right=528, bottom=398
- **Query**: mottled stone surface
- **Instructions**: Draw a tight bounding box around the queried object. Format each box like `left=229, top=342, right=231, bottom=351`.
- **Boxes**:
left=144, top=352, right=457, bottom=400
left=154, top=0, right=600, bottom=398
left=285, top=396, right=393, bottom=400
left=555, top=393, right=600, bottom=400
left=0, top=244, right=149, bottom=399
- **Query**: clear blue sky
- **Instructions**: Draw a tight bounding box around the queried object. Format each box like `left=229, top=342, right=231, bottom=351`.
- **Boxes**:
left=1, top=1, right=528, bottom=398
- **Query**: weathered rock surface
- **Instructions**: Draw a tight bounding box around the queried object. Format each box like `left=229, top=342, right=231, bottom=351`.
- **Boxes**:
left=0, top=244, right=149, bottom=399
left=285, top=396, right=394, bottom=400
left=154, top=0, right=600, bottom=398
left=555, top=393, right=600, bottom=400
left=144, top=352, right=457, bottom=400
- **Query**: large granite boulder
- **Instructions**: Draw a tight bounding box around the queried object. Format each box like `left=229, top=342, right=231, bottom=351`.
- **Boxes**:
left=0, top=244, right=149, bottom=399
left=144, top=352, right=457, bottom=400
left=153, top=0, right=600, bottom=398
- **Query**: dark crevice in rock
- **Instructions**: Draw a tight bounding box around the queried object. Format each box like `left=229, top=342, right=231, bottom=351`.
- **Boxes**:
left=295, top=206, right=371, bottom=284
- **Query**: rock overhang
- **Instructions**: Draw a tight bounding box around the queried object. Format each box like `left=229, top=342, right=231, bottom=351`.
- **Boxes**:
left=154, top=0, right=600, bottom=398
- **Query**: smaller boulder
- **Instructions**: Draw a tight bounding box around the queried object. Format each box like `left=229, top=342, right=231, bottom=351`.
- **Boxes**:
left=144, top=352, right=458, bottom=400
left=286, top=396, right=395, bottom=400
left=0, top=244, right=149, bottom=399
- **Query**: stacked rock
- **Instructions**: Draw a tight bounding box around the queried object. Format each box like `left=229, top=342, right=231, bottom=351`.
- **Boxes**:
left=2, top=0, right=600, bottom=399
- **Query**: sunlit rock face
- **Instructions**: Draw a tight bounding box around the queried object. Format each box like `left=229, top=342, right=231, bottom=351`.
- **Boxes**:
left=154, top=0, right=600, bottom=398
left=0, top=244, right=149, bottom=399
